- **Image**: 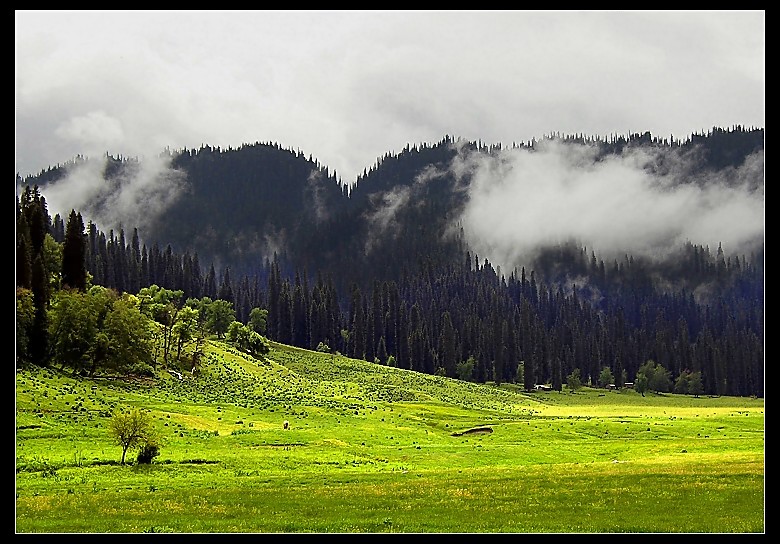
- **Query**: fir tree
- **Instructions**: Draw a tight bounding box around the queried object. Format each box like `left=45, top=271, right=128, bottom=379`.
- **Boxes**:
left=61, top=210, right=87, bottom=291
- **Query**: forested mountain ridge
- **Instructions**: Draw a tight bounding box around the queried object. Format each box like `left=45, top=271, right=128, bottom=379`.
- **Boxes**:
left=17, top=126, right=763, bottom=293
left=16, top=126, right=764, bottom=397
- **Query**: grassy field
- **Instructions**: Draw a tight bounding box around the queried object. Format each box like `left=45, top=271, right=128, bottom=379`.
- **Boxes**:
left=15, top=340, right=765, bottom=533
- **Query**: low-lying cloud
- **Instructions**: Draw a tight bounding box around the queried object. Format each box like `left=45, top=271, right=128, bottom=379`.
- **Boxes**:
left=32, top=153, right=187, bottom=240
left=450, top=139, right=764, bottom=272
left=362, top=165, right=439, bottom=254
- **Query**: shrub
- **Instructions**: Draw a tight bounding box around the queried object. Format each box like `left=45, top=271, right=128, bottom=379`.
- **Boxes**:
left=131, top=362, right=156, bottom=377
left=137, top=443, right=160, bottom=464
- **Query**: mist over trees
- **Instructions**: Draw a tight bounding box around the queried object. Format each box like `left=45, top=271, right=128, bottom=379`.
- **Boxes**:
left=16, top=126, right=764, bottom=397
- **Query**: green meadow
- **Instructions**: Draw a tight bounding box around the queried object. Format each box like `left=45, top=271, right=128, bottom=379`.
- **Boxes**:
left=15, top=340, right=765, bottom=533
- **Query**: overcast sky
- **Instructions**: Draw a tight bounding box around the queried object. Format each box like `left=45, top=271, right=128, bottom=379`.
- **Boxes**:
left=15, top=10, right=765, bottom=185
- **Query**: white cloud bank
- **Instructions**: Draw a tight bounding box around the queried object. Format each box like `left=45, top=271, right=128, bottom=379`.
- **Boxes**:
left=450, top=140, right=764, bottom=271
left=36, top=154, right=187, bottom=238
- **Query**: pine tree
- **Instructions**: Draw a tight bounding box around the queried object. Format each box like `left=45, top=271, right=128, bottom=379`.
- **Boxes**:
left=266, top=257, right=281, bottom=340
left=349, top=286, right=366, bottom=360
left=16, top=236, right=32, bottom=289
left=61, top=210, right=87, bottom=291
left=438, top=311, right=457, bottom=377
left=204, top=264, right=218, bottom=300
left=218, top=267, right=234, bottom=304
left=292, top=273, right=308, bottom=347
left=376, top=335, right=388, bottom=365
left=29, top=254, right=50, bottom=366
left=277, top=280, right=293, bottom=345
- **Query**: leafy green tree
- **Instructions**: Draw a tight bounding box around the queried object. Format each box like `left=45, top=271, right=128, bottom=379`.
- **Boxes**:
left=249, top=307, right=268, bottom=335
left=47, top=289, right=99, bottom=374
left=137, top=285, right=184, bottom=366
left=109, top=409, right=155, bottom=465
left=172, top=306, right=199, bottom=361
left=16, top=288, right=35, bottom=366
left=227, top=321, right=269, bottom=358
left=599, top=366, right=615, bottom=388
left=226, top=320, right=243, bottom=344
left=207, top=299, right=236, bottom=339
left=638, top=360, right=673, bottom=393
left=42, top=233, right=63, bottom=292
left=634, top=372, right=649, bottom=397
left=48, top=287, right=152, bottom=376
left=650, top=365, right=673, bottom=393
left=185, top=297, right=212, bottom=367
left=81, top=286, right=119, bottom=375
left=102, top=295, right=154, bottom=374
left=456, top=356, right=475, bottom=382
left=246, top=330, right=270, bottom=358
left=674, top=371, right=690, bottom=394
left=567, top=368, right=582, bottom=392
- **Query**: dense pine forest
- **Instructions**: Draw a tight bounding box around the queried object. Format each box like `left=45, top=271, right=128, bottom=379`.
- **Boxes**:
left=16, top=126, right=764, bottom=397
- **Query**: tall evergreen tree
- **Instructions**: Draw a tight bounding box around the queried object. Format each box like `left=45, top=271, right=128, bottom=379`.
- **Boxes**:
left=277, top=280, right=293, bottom=345
left=292, top=273, right=308, bottom=347
left=267, top=257, right=281, bottom=340
left=29, top=254, right=50, bottom=366
left=16, top=236, right=32, bottom=289
left=349, top=286, right=366, bottom=360
left=376, top=335, right=388, bottom=365
left=218, top=267, right=234, bottom=305
left=438, top=311, right=457, bottom=378
left=61, top=210, right=87, bottom=291
left=204, top=264, right=218, bottom=300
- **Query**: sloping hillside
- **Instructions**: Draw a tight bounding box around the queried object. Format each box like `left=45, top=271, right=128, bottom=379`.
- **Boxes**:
left=15, top=338, right=764, bottom=532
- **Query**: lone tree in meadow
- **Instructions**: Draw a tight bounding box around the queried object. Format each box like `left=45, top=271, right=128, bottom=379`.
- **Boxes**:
left=109, top=409, right=156, bottom=465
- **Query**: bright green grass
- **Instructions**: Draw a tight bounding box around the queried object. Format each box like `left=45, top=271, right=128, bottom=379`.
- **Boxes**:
left=16, top=340, right=765, bottom=533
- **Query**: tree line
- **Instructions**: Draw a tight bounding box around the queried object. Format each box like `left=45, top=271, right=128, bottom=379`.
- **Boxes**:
left=16, top=183, right=763, bottom=397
